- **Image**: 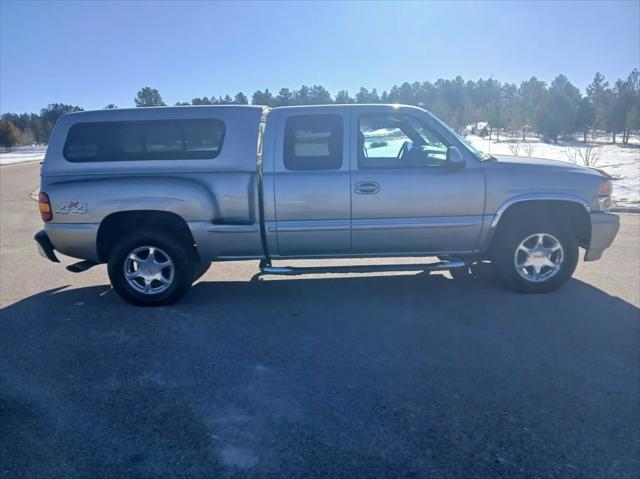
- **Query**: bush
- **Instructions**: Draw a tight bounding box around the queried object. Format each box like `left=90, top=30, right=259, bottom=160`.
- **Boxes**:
left=522, top=143, right=537, bottom=157
left=507, top=142, right=521, bottom=156
left=563, top=145, right=608, bottom=167
left=0, top=120, right=21, bottom=148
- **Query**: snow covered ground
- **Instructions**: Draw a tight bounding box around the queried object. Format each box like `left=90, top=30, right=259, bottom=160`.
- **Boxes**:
left=0, top=146, right=47, bottom=166
left=466, top=135, right=640, bottom=209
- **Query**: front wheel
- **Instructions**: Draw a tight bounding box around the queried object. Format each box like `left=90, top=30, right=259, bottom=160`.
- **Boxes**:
left=493, top=221, right=578, bottom=293
left=107, top=230, right=195, bottom=306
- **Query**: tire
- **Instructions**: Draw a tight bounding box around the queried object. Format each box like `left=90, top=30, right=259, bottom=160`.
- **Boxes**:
left=107, top=230, right=195, bottom=306
left=493, top=219, right=578, bottom=293
left=193, top=261, right=211, bottom=282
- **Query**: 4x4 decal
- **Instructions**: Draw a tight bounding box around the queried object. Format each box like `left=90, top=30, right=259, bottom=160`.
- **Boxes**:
left=55, top=201, right=88, bottom=215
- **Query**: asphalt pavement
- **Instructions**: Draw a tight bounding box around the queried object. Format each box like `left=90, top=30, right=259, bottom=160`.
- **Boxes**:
left=1, top=161, right=639, bottom=478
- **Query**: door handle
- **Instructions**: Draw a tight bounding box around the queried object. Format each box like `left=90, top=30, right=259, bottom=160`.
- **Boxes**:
left=354, top=181, right=379, bottom=194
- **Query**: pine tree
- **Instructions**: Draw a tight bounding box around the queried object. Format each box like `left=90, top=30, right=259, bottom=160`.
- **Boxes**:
left=623, top=69, right=639, bottom=143
left=308, top=85, right=332, bottom=104
left=212, top=95, right=234, bottom=105
left=608, top=79, right=634, bottom=143
left=537, top=75, right=580, bottom=143
left=293, top=85, right=311, bottom=105
left=586, top=73, right=611, bottom=137
left=134, top=87, right=166, bottom=107
left=0, top=120, right=21, bottom=147
left=334, top=90, right=354, bottom=104
left=575, top=98, right=595, bottom=142
left=30, top=116, right=46, bottom=144
left=353, top=87, right=380, bottom=104
left=251, top=89, right=275, bottom=106
left=191, top=97, right=211, bottom=105
left=233, top=92, right=248, bottom=104
left=519, top=77, right=546, bottom=137
left=355, top=87, right=371, bottom=103
left=275, top=88, right=293, bottom=106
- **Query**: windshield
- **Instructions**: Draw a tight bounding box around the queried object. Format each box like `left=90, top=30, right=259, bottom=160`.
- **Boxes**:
left=430, top=114, right=492, bottom=160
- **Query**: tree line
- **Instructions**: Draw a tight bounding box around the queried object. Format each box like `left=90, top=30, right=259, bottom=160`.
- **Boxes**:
left=1, top=70, right=638, bottom=148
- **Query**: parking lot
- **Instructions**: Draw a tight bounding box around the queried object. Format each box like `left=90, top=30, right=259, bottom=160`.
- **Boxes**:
left=1, top=161, right=639, bottom=478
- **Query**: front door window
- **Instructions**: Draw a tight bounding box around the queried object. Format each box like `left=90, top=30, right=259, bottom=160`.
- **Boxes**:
left=358, top=114, right=448, bottom=169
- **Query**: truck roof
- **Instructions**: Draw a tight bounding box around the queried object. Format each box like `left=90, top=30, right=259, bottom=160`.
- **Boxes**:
left=271, top=103, right=422, bottom=110
left=62, top=103, right=425, bottom=118
left=61, top=104, right=264, bottom=118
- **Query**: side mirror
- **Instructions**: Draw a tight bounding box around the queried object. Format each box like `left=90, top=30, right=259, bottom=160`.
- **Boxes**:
left=446, top=146, right=466, bottom=171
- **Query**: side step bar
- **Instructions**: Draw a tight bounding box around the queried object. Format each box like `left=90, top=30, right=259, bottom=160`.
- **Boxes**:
left=66, top=260, right=98, bottom=273
left=259, top=259, right=466, bottom=276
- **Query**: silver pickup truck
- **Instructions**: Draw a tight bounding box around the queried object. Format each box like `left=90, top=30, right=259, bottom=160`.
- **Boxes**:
left=35, top=104, right=619, bottom=305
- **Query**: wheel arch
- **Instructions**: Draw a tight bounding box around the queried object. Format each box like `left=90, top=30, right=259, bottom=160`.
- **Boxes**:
left=487, top=195, right=592, bottom=254
left=96, top=210, right=199, bottom=262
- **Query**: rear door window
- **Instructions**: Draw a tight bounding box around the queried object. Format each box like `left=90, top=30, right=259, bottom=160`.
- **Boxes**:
left=63, top=119, right=225, bottom=162
left=283, top=114, right=343, bottom=170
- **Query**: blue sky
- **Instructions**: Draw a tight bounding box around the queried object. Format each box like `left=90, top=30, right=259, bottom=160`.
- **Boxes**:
left=1, top=0, right=638, bottom=113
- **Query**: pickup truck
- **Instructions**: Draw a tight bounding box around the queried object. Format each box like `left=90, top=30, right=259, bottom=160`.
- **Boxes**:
left=35, top=104, right=620, bottom=305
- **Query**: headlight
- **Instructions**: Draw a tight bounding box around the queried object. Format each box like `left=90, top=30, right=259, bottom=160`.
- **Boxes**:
left=598, top=178, right=612, bottom=211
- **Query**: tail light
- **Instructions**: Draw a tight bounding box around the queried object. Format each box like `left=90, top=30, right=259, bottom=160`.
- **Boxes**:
left=39, top=192, right=52, bottom=221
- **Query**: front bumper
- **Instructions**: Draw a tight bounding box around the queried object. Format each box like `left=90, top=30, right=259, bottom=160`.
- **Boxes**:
left=34, top=230, right=60, bottom=263
left=585, top=212, right=620, bottom=261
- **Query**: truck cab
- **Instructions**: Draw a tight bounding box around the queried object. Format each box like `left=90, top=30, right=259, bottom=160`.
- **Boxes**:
left=261, top=105, right=485, bottom=257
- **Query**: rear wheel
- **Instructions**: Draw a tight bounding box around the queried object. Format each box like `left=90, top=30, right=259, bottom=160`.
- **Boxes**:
left=493, top=220, right=578, bottom=293
left=107, top=230, right=195, bottom=306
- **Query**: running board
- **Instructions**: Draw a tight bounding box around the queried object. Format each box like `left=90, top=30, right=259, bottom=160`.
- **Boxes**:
left=66, top=260, right=98, bottom=273
left=259, top=260, right=466, bottom=276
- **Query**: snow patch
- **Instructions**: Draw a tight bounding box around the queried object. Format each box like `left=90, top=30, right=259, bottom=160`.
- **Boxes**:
left=0, top=146, right=47, bottom=165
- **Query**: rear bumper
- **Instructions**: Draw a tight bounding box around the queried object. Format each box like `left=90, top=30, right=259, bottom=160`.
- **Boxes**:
left=34, top=230, right=60, bottom=263
left=585, top=212, right=620, bottom=261
left=35, top=223, right=100, bottom=263
left=44, top=223, right=100, bottom=262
